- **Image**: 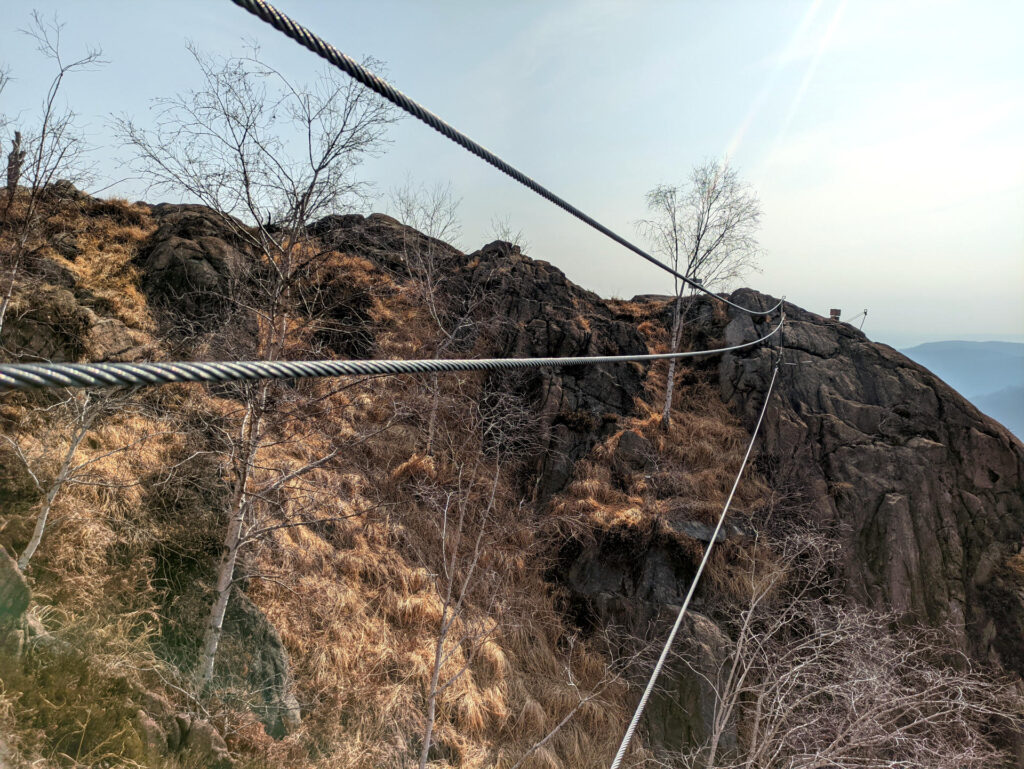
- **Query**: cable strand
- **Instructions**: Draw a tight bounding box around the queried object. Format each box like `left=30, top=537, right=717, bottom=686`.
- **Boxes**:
left=608, top=354, right=781, bottom=769
left=227, top=0, right=780, bottom=317
left=0, top=317, right=782, bottom=392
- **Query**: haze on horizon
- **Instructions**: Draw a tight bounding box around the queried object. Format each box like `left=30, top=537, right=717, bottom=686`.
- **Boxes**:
left=1, top=0, right=1021, bottom=349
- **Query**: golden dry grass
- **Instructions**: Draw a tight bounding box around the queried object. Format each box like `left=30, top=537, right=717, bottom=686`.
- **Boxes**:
left=0, top=195, right=770, bottom=769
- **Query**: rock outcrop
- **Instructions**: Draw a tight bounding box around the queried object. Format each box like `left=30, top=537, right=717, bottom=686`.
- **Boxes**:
left=314, top=214, right=650, bottom=499
left=718, top=288, right=1024, bottom=673
left=134, top=204, right=248, bottom=324
left=460, top=240, right=648, bottom=498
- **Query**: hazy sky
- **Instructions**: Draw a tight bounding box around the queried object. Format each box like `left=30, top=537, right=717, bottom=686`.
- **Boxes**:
left=2, top=0, right=1021, bottom=348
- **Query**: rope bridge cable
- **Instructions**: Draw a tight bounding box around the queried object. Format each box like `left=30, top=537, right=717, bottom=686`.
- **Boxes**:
left=609, top=358, right=781, bottom=769
left=0, top=316, right=782, bottom=392
left=226, top=0, right=781, bottom=318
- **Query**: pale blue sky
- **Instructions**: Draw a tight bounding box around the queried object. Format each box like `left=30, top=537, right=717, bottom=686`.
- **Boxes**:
left=2, top=1, right=1021, bottom=347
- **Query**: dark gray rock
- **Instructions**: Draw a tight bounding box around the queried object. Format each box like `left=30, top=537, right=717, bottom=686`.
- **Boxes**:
left=221, top=592, right=301, bottom=738
left=49, top=232, right=81, bottom=261
left=665, top=519, right=725, bottom=543
left=718, top=289, right=1024, bottom=673
left=613, top=430, right=656, bottom=473
left=0, top=548, right=29, bottom=625
left=183, top=720, right=233, bottom=769
left=4, top=284, right=90, bottom=361
left=0, top=547, right=30, bottom=657
left=646, top=612, right=735, bottom=754
left=134, top=205, right=248, bottom=323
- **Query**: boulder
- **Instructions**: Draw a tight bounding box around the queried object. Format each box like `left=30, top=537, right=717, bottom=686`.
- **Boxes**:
left=0, top=548, right=29, bottom=626
left=134, top=205, right=248, bottom=323
left=183, top=720, right=233, bottom=769
left=220, top=592, right=302, bottom=738
left=0, top=548, right=29, bottom=657
left=613, top=430, right=656, bottom=473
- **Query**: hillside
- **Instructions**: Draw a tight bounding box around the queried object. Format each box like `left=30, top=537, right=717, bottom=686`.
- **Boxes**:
left=1, top=188, right=1022, bottom=768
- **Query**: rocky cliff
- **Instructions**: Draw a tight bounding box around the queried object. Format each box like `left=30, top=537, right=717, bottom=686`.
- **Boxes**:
left=719, top=288, right=1024, bottom=674
left=2, top=191, right=1022, bottom=767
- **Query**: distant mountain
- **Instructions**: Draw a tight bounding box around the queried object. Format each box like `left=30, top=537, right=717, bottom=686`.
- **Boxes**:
left=900, top=341, right=1024, bottom=439
left=974, top=385, right=1024, bottom=439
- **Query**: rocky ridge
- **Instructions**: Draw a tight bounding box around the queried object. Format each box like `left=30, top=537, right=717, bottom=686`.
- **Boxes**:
left=2, top=193, right=1022, bottom=765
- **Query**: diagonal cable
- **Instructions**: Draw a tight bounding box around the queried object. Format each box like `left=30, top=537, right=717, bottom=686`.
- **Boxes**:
left=609, top=357, right=781, bottom=768
left=227, top=0, right=781, bottom=317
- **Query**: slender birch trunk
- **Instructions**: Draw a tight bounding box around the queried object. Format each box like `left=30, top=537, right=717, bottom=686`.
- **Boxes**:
left=197, top=397, right=263, bottom=691
left=661, top=290, right=685, bottom=429
left=197, top=482, right=248, bottom=689
left=419, top=606, right=448, bottom=769
left=17, top=418, right=90, bottom=570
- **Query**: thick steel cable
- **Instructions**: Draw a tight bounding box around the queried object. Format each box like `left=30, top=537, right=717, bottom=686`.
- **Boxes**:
left=227, top=0, right=781, bottom=318
left=0, top=316, right=781, bottom=392
left=609, top=360, right=780, bottom=769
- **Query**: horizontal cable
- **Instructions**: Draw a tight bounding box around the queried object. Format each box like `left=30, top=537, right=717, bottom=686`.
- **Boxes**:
left=609, top=359, right=781, bottom=768
left=227, top=0, right=781, bottom=317
left=0, top=315, right=782, bottom=392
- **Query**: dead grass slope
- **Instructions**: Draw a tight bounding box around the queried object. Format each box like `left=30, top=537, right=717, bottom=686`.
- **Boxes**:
left=0, top=194, right=773, bottom=768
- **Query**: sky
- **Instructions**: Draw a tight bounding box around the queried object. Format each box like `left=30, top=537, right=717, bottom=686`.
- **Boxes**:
left=1, top=0, right=1021, bottom=348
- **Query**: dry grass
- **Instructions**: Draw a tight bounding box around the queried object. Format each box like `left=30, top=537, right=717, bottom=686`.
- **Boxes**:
left=0, top=195, right=772, bottom=768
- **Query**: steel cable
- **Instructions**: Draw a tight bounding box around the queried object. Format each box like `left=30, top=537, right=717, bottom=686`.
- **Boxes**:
left=0, top=316, right=781, bottom=392
left=609, top=359, right=781, bottom=769
left=227, top=0, right=781, bottom=317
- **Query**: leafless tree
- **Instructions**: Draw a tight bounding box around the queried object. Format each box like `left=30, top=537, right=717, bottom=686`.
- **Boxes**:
left=489, top=214, right=530, bottom=253
left=508, top=631, right=641, bottom=769
left=389, top=181, right=486, bottom=452
left=117, top=45, right=398, bottom=692
left=667, top=532, right=1023, bottom=769
left=637, top=161, right=761, bottom=429
left=387, top=378, right=543, bottom=767
left=0, top=12, right=104, bottom=339
left=2, top=389, right=168, bottom=571
left=415, top=456, right=503, bottom=769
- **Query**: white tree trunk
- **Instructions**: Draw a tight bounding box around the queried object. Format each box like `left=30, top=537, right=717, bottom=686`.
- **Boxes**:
left=661, top=291, right=685, bottom=429
left=18, top=419, right=89, bottom=570
left=419, top=608, right=447, bottom=769
left=197, top=484, right=247, bottom=690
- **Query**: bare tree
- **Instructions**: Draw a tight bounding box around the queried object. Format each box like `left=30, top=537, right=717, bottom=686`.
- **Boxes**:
left=669, top=532, right=1023, bottom=769
left=637, top=161, right=761, bottom=429
left=389, top=181, right=481, bottom=452
left=508, top=631, right=640, bottom=769
left=386, top=378, right=543, bottom=767
left=489, top=214, right=530, bottom=253
left=117, top=45, right=398, bottom=692
left=415, top=457, right=503, bottom=769
left=2, top=389, right=168, bottom=571
left=0, top=12, right=103, bottom=339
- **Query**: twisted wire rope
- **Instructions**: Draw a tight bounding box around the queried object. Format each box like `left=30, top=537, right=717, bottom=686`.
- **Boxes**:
left=3, top=4, right=792, bottom=758
left=227, top=0, right=781, bottom=318
left=609, top=358, right=781, bottom=768
left=0, top=316, right=782, bottom=392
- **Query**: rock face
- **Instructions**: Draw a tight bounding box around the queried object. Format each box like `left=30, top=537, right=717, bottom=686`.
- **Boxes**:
left=460, top=241, right=648, bottom=498
left=718, top=288, right=1024, bottom=672
left=315, top=215, right=650, bottom=498
left=134, top=204, right=248, bottom=323
left=221, top=593, right=302, bottom=738
left=0, top=547, right=30, bottom=657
